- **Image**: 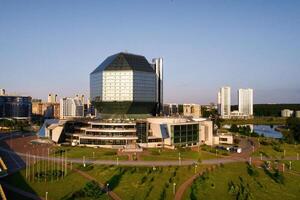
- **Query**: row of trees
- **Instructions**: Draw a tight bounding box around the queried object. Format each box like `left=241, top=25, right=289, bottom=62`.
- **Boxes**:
left=0, top=119, right=30, bottom=131
left=285, top=117, right=300, bottom=143
left=231, top=104, right=300, bottom=117
left=229, top=124, right=259, bottom=137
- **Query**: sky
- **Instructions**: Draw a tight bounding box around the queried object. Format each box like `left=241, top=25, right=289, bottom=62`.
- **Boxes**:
left=0, top=0, right=300, bottom=104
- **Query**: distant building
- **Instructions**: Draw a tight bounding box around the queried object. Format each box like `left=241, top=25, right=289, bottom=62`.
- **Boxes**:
left=296, top=111, right=300, bottom=118
left=76, top=94, right=85, bottom=105
left=163, top=104, right=178, bottom=116
left=230, top=110, right=250, bottom=119
left=48, top=93, right=57, bottom=103
left=281, top=109, right=294, bottom=117
left=0, top=89, right=5, bottom=96
left=183, top=104, right=201, bottom=118
left=238, top=88, right=253, bottom=116
left=32, top=102, right=60, bottom=118
left=0, top=95, right=32, bottom=119
left=60, top=97, right=84, bottom=119
left=218, top=87, right=231, bottom=118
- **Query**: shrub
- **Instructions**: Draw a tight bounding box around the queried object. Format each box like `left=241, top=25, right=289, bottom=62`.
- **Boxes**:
left=272, top=145, right=283, bottom=152
left=103, top=151, right=117, bottom=156
left=82, top=181, right=103, bottom=198
left=247, top=164, right=259, bottom=177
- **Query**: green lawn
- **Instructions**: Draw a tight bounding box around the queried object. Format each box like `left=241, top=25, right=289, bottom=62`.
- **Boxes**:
left=252, top=141, right=300, bottom=159
left=184, top=162, right=300, bottom=200
left=4, top=168, right=88, bottom=200
left=85, top=164, right=206, bottom=200
left=51, top=146, right=128, bottom=161
left=140, top=148, right=220, bottom=161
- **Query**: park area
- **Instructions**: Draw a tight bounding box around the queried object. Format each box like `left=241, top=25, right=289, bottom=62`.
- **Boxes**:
left=183, top=161, right=300, bottom=200
left=3, top=161, right=206, bottom=200
left=252, top=138, right=300, bottom=159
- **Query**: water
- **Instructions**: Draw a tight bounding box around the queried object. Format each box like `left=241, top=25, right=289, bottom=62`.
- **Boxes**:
left=253, top=125, right=283, bottom=138
left=223, top=124, right=284, bottom=138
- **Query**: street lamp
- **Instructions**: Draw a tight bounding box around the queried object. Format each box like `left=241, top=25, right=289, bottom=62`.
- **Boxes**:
left=117, top=157, right=119, bottom=166
left=260, top=153, right=263, bottom=161
left=194, top=164, right=198, bottom=174
left=45, top=192, right=48, bottom=200
left=173, top=182, right=176, bottom=195
left=106, top=183, right=109, bottom=194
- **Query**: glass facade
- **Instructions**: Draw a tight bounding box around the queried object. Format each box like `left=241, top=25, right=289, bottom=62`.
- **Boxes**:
left=136, top=121, right=148, bottom=143
left=90, top=52, right=158, bottom=115
left=0, top=96, right=32, bottom=118
left=171, top=124, right=199, bottom=147
left=80, top=138, right=132, bottom=145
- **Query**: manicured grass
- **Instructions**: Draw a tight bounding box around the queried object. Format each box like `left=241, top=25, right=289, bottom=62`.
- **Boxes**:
left=140, top=148, right=220, bottom=161
left=184, top=162, right=300, bottom=200
left=252, top=140, right=300, bottom=159
left=222, top=117, right=287, bottom=125
left=4, top=168, right=89, bottom=200
left=51, top=146, right=128, bottom=160
left=85, top=164, right=206, bottom=200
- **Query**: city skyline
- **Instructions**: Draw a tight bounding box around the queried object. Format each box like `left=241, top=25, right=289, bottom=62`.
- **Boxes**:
left=1, top=0, right=300, bottom=104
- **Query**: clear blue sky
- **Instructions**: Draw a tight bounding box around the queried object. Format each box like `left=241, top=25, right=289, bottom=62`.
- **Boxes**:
left=1, top=0, right=300, bottom=104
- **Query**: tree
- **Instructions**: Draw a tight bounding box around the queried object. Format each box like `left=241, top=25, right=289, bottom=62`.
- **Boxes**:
left=286, top=117, right=300, bottom=142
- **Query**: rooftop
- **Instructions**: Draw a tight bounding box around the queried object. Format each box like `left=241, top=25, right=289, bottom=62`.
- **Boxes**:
left=91, top=52, right=155, bottom=74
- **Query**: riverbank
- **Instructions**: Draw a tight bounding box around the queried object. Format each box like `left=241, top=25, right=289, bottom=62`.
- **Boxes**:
left=221, top=117, right=287, bottom=125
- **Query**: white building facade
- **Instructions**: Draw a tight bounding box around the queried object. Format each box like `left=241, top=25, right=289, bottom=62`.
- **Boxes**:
left=218, top=87, right=231, bottom=118
left=60, top=97, right=84, bottom=119
left=48, top=93, right=57, bottom=103
left=238, top=88, right=253, bottom=116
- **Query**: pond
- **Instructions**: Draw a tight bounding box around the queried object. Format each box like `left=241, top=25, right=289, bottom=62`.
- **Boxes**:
left=253, top=125, right=283, bottom=139
left=223, top=124, right=283, bottom=139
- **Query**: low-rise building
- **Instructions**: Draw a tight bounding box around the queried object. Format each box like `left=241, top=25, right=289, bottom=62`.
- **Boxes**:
left=230, top=110, right=253, bottom=119
left=281, top=109, right=294, bottom=117
left=40, top=117, right=214, bottom=149
left=60, top=97, right=84, bottom=119
left=213, top=133, right=234, bottom=145
left=163, top=104, right=178, bottom=116
left=296, top=111, right=300, bottom=118
left=0, top=95, right=32, bottom=119
left=183, top=104, right=201, bottom=118
left=32, top=102, right=60, bottom=118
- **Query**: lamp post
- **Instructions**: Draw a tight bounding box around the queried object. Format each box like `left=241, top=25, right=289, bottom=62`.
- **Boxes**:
left=106, top=183, right=109, bottom=194
left=173, top=182, right=176, bottom=195
left=260, top=153, right=263, bottom=161
left=194, top=164, right=198, bottom=174
left=117, top=157, right=119, bottom=166
left=83, top=156, right=86, bottom=167
left=178, top=152, right=181, bottom=165
left=45, top=192, right=48, bottom=200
